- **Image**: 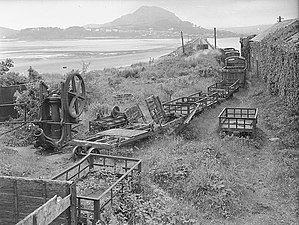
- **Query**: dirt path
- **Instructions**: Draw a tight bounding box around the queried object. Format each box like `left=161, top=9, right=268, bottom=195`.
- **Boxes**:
left=185, top=80, right=298, bottom=224
left=0, top=143, right=74, bottom=179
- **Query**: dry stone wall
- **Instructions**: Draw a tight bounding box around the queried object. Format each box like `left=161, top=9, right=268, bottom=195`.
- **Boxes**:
left=258, top=20, right=299, bottom=111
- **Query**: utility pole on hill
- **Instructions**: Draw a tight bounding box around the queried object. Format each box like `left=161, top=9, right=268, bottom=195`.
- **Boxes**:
left=181, top=31, right=185, bottom=54
left=214, top=27, right=217, bottom=49
left=277, top=16, right=284, bottom=22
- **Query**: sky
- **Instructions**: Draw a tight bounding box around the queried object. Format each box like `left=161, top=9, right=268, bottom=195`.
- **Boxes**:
left=0, top=0, right=298, bottom=30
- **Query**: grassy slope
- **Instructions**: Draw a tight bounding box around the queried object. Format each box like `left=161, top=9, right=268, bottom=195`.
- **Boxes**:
left=79, top=49, right=297, bottom=224
left=132, top=76, right=298, bottom=224
left=0, top=49, right=297, bottom=224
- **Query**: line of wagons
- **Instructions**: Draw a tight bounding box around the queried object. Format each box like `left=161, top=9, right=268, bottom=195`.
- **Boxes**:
left=4, top=47, right=258, bottom=225
left=63, top=47, right=257, bottom=224
left=71, top=47, right=254, bottom=159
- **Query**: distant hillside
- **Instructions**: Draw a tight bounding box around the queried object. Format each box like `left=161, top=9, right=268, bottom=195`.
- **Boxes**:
left=103, top=6, right=186, bottom=30
left=85, top=6, right=202, bottom=33
left=85, top=6, right=239, bottom=38
left=0, top=27, right=19, bottom=38
left=221, top=24, right=273, bottom=36
left=1, top=6, right=239, bottom=40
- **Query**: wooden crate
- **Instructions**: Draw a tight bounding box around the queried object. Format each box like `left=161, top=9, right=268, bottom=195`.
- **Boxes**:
left=218, top=107, right=258, bottom=137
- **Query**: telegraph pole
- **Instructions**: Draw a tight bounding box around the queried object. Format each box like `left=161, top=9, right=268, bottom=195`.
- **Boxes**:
left=214, top=27, right=217, bottom=49
left=181, top=31, right=185, bottom=54
left=277, top=16, right=284, bottom=22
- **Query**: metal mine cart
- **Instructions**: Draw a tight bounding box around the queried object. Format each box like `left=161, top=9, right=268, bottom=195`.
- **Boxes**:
left=221, top=56, right=247, bottom=87
left=218, top=107, right=258, bottom=137
left=207, top=80, right=240, bottom=100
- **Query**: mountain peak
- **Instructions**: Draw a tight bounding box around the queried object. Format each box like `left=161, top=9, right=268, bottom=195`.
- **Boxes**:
left=134, top=6, right=179, bottom=18
left=103, top=6, right=182, bottom=28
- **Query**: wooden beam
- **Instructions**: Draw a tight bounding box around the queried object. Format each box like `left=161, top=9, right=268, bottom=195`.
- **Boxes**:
left=69, top=139, right=113, bottom=150
left=16, top=195, right=71, bottom=225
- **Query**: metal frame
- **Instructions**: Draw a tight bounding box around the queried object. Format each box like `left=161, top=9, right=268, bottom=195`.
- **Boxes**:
left=51, top=153, right=142, bottom=225
left=207, top=79, right=240, bottom=99
left=218, top=107, right=258, bottom=137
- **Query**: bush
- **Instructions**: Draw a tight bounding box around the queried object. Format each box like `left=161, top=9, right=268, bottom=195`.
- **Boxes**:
left=0, top=72, right=28, bottom=86
left=0, top=58, right=14, bottom=75
left=15, top=82, right=40, bottom=121
left=118, top=68, right=141, bottom=78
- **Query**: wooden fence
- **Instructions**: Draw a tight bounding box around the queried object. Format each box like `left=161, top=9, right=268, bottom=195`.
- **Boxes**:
left=0, top=176, right=76, bottom=225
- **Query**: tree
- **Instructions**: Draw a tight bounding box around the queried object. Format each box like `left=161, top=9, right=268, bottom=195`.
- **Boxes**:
left=0, top=58, right=14, bottom=75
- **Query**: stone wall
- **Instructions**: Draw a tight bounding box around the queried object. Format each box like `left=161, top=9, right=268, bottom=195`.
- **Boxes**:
left=250, top=20, right=299, bottom=111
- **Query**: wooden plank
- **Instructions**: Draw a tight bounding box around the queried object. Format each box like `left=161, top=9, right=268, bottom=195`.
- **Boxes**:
left=0, top=177, right=14, bottom=194
left=17, top=195, right=45, bottom=215
left=16, top=195, right=71, bottom=225
left=98, top=128, right=149, bottom=137
left=0, top=177, right=72, bottom=225
left=68, top=183, right=77, bottom=225
left=14, top=180, right=19, bottom=223
left=69, top=139, right=113, bottom=149
left=0, top=193, right=15, bottom=210
left=0, top=177, right=69, bottom=198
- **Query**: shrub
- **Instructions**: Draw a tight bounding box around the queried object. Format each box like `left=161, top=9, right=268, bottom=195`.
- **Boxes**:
left=15, top=82, right=40, bottom=121
left=0, top=58, right=14, bottom=75
left=118, top=68, right=140, bottom=78
left=0, top=72, right=28, bottom=86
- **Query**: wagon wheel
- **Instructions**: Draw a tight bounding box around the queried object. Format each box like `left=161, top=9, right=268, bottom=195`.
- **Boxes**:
left=87, top=147, right=101, bottom=155
left=72, top=146, right=84, bottom=160
left=64, top=73, right=86, bottom=118
left=111, top=105, right=120, bottom=118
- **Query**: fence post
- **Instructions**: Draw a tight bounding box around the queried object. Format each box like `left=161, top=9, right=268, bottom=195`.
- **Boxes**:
left=214, top=27, right=217, bottom=49
left=181, top=31, right=185, bottom=54
left=14, top=180, right=19, bottom=223
left=94, top=200, right=100, bottom=224
left=88, top=153, right=94, bottom=170
left=70, top=182, right=77, bottom=225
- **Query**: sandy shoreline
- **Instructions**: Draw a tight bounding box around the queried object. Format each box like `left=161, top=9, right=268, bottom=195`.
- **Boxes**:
left=10, top=47, right=175, bottom=74
left=4, top=37, right=240, bottom=74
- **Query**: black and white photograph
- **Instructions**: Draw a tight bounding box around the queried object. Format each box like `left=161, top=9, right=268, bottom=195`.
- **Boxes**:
left=0, top=0, right=298, bottom=224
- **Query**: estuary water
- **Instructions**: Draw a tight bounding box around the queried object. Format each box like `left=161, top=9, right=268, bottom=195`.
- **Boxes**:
left=207, top=37, right=241, bottom=51
left=0, top=37, right=240, bottom=74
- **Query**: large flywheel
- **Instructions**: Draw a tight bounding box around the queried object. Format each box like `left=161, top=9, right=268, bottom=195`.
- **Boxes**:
left=63, top=72, right=86, bottom=118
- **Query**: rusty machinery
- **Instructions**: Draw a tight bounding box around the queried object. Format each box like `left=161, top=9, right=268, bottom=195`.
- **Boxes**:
left=34, top=72, right=86, bottom=150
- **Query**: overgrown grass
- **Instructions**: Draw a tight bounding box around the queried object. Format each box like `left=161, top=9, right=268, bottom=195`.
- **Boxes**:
left=128, top=75, right=298, bottom=224
left=82, top=49, right=221, bottom=106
